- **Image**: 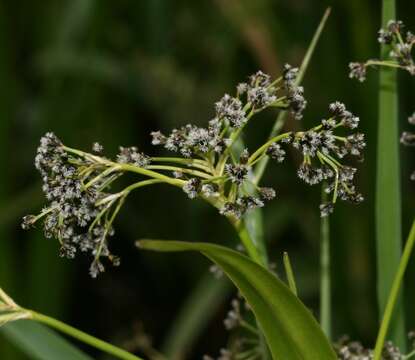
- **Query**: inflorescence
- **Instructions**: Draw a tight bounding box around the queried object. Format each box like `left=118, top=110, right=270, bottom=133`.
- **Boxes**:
left=349, top=20, right=415, bottom=82
left=401, top=112, right=415, bottom=180
left=334, top=333, right=415, bottom=360
left=22, top=67, right=364, bottom=276
left=204, top=296, right=259, bottom=360
left=349, top=19, right=415, bottom=182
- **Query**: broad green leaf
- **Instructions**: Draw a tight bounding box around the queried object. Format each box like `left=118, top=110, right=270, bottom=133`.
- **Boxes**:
left=376, top=0, right=405, bottom=349
left=138, top=240, right=336, bottom=360
left=2, top=321, right=93, bottom=360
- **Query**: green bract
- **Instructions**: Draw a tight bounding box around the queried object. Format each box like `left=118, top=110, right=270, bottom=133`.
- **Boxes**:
left=137, top=240, right=337, bottom=360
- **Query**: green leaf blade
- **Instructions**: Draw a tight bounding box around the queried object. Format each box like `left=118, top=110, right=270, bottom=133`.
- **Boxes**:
left=138, top=240, right=336, bottom=360
left=2, top=321, right=93, bottom=360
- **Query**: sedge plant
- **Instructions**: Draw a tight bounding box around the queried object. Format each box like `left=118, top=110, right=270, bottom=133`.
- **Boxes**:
left=11, top=60, right=366, bottom=359
left=3, top=8, right=415, bottom=360
left=347, top=16, right=415, bottom=360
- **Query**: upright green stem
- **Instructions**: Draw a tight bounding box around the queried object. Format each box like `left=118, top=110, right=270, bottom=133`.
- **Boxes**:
left=231, top=219, right=263, bottom=265
left=376, top=0, right=405, bottom=349
left=29, top=311, right=144, bottom=360
left=374, top=219, right=415, bottom=359
left=320, top=186, right=331, bottom=338
left=253, top=7, right=331, bottom=184
left=226, top=10, right=332, bottom=359
left=233, top=220, right=270, bottom=360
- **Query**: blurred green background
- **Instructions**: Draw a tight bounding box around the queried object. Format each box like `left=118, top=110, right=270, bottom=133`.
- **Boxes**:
left=0, top=0, right=414, bottom=358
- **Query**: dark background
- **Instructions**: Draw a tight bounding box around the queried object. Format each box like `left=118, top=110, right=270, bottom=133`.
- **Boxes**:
left=0, top=0, right=414, bottom=359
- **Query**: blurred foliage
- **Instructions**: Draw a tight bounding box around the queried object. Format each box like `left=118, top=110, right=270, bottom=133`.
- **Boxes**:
left=0, top=0, right=414, bottom=359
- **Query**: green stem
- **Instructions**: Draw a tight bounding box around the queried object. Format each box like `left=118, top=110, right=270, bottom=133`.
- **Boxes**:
left=233, top=214, right=270, bottom=360
left=117, top=164, right=185, bottom=187
left=231, top=219, right=263, bottom=265
left=84, top=165, right=120, bottom=189
left=234, top=221, right=270, bottom=360
left=318, top=152, right=339, bottom=203
left=215, top=109, right=255, bottom=175
left=122, top=179, right=164, bottom=194
left=146, top=165, right=211, bottom=179
left=366, top=59, right=404, bottom=69
left=253, top=7, right=331, bottom=184
left=151, top=157, right=206, bottom=165
left=63, top=146, right=185, bottom=187
left=404, top=350, right=415, bottom=360
left=240, top=320, right=259, bottom=335
left=248, top=132, right=291, bottom=166
left=29, top=311, right=144, bottom=360
left=320, top=185, right=331, bottom=338
left=373, top=219, right=415, bottom=360
left=376, top=0, right=405, bottom=350
left=151, top=157, right=211, bottom=172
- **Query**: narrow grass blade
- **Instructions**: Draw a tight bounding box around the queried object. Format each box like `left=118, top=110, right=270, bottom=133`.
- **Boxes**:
left=320, top=186, right=331, bottom=338
left=243, top=7, right=332, bottom=266
left=138, top=240, right=337, bottom=360
left=376, top=0, right=405, bottom=349
left=254, top=7, right=331, bottom=183
left=161, top=272, right=232, bottom=359
left=2, top=321, right=93, bottom=360
left=374, top=219, right=415, bottom=359
left=283, top=252, right=298, bottom=296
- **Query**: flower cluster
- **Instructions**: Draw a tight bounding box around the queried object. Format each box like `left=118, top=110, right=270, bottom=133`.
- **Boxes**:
left=203, top=349, right=233, bottom=360
left=148, top=68, right=307, bottom=220
left=23, top=68, right=365, bottom=276
left=22, top=133, right=158, bottom=277
left=334, top=335, right=415, bottom=360
left=291, top=102, right=364, bottom=216
left=204, top=296, right=258, bottom=360
left=151, top=82, right=361, bottom=219
left=400, top=112, right=415, bottom=180
left=283, top=64, right=307, bottom=120
left=117, top=146, right=151, bottom=168
left=236, top=66, right=307, bottom=120
left=349, top=20, right=415, bottom=82
left=151, top=122, right=229, bottom=158
left=151, top=68, right=306, bottom=159
left=349, top=19, right=414, bottom=182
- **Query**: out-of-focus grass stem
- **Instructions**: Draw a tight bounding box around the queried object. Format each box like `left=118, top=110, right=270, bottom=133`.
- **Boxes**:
left=374, top=219, right=415, bottom=359
left=320, top=186, right=331, bottom=338
left=376, top=0, right=406, bottom=349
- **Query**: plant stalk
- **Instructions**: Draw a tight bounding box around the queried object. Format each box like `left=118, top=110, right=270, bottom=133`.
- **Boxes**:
left=373, top=219, right=415, bottom=360
left=232, top=219, right=263, bottom=265
left=29, top=311, right=144, bottom=360
left=376, top=0, right=406, bottom=349
left=320, top=186, right=331, bottom=338
left=253, top=7, right=331, bottom=184
left=235, top=221, right=271, bottom=360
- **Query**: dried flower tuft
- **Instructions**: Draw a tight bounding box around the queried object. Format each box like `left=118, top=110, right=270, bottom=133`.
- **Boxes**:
left=349, top=19, right=415, bottom=81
